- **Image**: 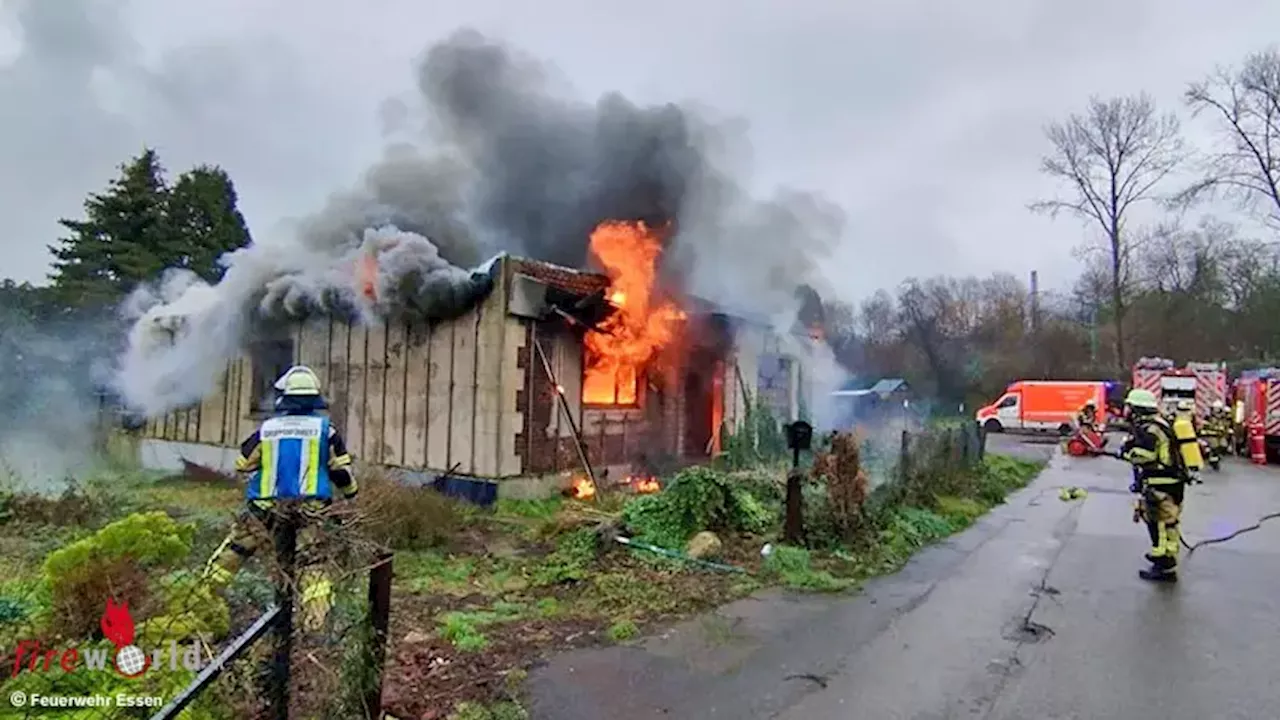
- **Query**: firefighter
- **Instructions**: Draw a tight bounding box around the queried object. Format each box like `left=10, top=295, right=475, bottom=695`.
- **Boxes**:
left=1076, top=399, right=1098, bottom=432
left=1120, top=388, right=1188, bottom=582
left=1200, top=400, right=1231, bottom=465
left=202, top=365, right=358, bottom=632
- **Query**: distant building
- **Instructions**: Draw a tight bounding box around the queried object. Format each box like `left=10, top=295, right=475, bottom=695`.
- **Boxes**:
left=828, top=377, right=914, bottom=428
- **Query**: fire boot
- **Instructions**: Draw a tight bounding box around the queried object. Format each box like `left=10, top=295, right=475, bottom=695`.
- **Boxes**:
left=1138, top=556, right=1177, bottom=583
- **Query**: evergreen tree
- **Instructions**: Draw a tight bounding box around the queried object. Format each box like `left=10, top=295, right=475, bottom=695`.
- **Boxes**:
left=48, top=149, right=171, bottom=307
left=165, top=165, right=253, bottom=283
left=46, top=149, right=253, bottom=308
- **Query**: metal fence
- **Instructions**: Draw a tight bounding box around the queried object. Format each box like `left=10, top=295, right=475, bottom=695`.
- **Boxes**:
left=899, top=421, right=987, bottom=476
left=0, top=501, right=393, bottom=720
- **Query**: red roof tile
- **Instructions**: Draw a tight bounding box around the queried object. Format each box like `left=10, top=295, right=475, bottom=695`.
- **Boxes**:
left=509, top=257, right=611, bottom=297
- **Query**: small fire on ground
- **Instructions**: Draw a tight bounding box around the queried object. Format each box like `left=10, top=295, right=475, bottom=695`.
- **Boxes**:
left=625, top=475, right=661, bottom=494
left=583, top=220, right=685, bottom=405
left=569, top=475, right=596, bottom=500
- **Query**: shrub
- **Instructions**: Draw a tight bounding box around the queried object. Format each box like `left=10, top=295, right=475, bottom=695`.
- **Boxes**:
left=622, top=466, right=775, bottom=549
left=0, top=482, right=108, bottom=528
left=352, top=468, right=462, bottom=551
left=42, top=511, right=195, bottom=639
left=608, top=619, right=639, bottom=642
left=811, top=432, right=871, bottom=543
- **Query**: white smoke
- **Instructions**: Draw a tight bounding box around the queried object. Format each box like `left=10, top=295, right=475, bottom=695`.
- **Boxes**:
left=114, top=225, right=492, bottom=417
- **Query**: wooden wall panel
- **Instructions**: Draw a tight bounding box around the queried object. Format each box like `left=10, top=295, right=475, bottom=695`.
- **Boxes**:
left=383, top=322, right=407, bottom=467
left=449, top=310, right=478, bottom=474
left=346, top=325, right=368, bottom=460
left=364, top=324, right=388, bottom=465
left=297, top=317, right=331, bottom=388
left=197, top=363, right=227, bottom=445
left=234, top=355, right=256, bottom=443
left=327, top=321, right=350, bottom=443
left=425, top=322, right=454, bottom=470
left=472, top=295, right=505, bottom=477
left=184, top=403, right=199, bottom=443
left=403, top=321, right=430, bottom=469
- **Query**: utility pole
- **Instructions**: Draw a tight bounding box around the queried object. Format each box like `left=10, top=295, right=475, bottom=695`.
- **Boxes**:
left=1030, top=270, right=1040, bottom=377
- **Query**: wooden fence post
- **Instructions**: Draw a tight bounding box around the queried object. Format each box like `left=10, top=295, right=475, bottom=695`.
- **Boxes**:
left=268, top=510, right=298, bottom=720
left=364, top=553, right=394, bottom=718
left=899, top=429, right=910, bottom=481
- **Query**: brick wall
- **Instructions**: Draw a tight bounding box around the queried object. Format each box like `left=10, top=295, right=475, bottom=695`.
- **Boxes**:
left=515, top=316, right=734, bottom=478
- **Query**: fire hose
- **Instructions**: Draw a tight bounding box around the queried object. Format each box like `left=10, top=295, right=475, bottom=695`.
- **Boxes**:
left=1097, top=449, right=1280, bottom=553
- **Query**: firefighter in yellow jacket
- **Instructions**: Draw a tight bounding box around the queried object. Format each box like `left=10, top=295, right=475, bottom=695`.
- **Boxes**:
left=1120, top=388, right=1187, bottom=582
left=202, top=365, right=358, bottom=631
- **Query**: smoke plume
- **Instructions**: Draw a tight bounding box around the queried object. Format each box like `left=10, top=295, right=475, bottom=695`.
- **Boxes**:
left=115, top=28, right=848, bottom=418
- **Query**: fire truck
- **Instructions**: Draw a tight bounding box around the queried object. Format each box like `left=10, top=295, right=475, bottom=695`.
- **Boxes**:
left=1230, top=367, right=1280, bottom=459
left=1130, top=357, right=1228, bottom=419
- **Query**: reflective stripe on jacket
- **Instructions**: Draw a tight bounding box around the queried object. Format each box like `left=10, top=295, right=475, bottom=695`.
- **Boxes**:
left=246, top=414, right=333, bottom=501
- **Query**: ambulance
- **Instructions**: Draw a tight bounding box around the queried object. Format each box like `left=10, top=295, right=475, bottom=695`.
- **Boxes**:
left=976, top=380, right=1109, bottom=435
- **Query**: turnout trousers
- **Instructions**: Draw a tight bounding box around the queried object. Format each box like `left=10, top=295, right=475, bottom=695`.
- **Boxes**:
left=1142, top=482, right=1184, bottom=571
left=202, top=499, right=336, bottom=632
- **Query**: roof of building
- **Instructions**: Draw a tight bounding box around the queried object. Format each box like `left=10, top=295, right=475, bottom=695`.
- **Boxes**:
left=869, top=378, right=908, bottom=395
left=506, top=256, right=611, bottom=297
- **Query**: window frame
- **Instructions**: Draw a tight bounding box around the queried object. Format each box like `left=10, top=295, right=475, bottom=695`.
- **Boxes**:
left=581, top=345, right=642, bottom=409
left=249, top=336, right=297, bottom=413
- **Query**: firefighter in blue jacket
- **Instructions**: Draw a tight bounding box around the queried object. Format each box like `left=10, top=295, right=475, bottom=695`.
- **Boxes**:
left=202, top=365, right=358, bottom=631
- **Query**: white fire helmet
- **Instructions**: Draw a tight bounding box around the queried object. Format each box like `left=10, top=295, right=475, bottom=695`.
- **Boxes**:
left=274, top=366, right=322, bottom=396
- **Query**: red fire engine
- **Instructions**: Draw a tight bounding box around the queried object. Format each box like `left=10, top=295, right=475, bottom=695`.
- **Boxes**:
left=1230, top=367, right=1280, bottom=460
left=1131, top=357, right=1228, bottom=419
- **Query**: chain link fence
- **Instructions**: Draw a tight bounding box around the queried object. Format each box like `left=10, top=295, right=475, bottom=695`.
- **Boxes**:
left=0, top=478, right=392, bottom=720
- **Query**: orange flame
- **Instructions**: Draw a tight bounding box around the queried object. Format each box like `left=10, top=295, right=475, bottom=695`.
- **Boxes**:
left=632, top=476, right=661, bottom=493
left=101, top=598, right=136, bottom=648
left=570, top=475, right=597, bottom=500
left=357, top=250, right=379, bottom=303
left=583, top=220, right=685, bottom=405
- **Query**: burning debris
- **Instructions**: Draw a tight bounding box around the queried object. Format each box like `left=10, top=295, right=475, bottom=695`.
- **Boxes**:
left=583, top=220, right=686, bottom=406
left=626, top=476, right=662, bottom=494
left=568, top=475, right=597, bottom=501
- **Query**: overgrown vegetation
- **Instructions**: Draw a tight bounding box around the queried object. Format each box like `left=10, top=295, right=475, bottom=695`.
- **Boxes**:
left=0, top=418, right=1043, bottom=719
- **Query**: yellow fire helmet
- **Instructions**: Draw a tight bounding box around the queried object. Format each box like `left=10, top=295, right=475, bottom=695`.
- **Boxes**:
left=274, top=365, right=322, bottom=396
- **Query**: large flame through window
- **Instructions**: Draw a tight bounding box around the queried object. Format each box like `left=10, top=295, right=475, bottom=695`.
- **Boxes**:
left=582, top=220, right=685, bottom=405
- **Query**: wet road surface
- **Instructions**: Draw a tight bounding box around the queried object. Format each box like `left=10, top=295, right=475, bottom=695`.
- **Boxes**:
left=527, top=439, right=1280, bottom=720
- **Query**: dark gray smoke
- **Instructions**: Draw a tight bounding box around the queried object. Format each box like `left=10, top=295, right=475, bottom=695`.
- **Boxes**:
left=310, top=28, right=845, bottom=316
left=117, top=28, right=850, bottom=418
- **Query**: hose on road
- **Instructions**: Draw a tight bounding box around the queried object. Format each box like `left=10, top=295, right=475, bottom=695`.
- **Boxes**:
left=1183, top=511, right=1280, bottom=554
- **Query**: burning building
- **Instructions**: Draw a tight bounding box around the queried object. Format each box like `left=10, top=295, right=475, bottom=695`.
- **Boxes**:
left=133, top=220, right=818, bottom=495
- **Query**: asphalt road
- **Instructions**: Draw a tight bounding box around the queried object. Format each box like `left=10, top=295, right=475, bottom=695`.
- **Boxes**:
left=527, top=438, right=1280, bottom=720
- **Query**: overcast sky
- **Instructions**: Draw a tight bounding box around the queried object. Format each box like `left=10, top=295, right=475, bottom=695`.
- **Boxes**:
left=1, top=0, right=1278, bottom=303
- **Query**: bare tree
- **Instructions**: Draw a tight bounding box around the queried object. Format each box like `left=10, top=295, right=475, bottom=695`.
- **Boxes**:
left=1031, top=94, right=1185, bottom=372
left=1181, top=49, right=1280, bottom=228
